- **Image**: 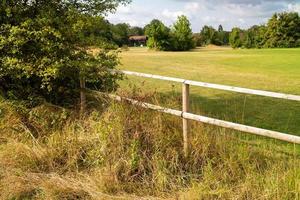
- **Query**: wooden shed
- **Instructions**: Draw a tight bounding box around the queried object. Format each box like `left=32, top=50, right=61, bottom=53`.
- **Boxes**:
left=129, top=35, right=148, bottom=47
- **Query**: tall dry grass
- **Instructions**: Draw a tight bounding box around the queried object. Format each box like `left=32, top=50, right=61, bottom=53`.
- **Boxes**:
left=0, top=92, right=299, bottom=199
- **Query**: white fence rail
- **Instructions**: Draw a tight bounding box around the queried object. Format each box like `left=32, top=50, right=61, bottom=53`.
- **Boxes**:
left=109, top=70, right=300, bottom=155
left=122, top=70, right=300, bottom=102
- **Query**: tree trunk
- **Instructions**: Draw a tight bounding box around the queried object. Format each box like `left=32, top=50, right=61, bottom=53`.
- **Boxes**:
left=80, top=77, right=86, bottom=116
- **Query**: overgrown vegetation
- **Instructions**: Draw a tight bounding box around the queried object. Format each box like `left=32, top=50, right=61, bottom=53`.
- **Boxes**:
left=0, top=91, right=299, bottom=199
left=1, top=1, right=300, bottom=199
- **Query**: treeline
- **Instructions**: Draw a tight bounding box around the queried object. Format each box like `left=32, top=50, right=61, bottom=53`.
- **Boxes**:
left=193, top=25, right=230, bottom=46
left=67, top=11, right=300, bottom=50
left=79, top=15, right=195, bottom=51
left=73, top=15, right=145, bottom=48
left=194, top=12, right=300, bottom=49
left=229, top=12, right=300, bottom=48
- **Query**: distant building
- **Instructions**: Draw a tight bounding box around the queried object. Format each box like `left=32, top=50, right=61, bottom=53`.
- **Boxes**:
left=129, top=35, right=148, bottom=47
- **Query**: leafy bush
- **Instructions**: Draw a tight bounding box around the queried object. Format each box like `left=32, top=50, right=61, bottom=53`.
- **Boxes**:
left=0, top=0, right=128, bottom=107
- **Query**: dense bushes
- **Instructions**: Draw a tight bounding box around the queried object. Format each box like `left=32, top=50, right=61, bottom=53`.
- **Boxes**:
left=0, top=0, right=127, bottom=107
left=145, top=16, right=195, bottom=51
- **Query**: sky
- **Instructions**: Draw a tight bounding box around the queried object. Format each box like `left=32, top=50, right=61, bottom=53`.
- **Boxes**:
left=107, top=0, right=300, bottom=31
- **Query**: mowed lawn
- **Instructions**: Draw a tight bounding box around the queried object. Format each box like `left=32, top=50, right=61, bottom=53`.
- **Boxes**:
left=118, top=47, right=300, bottom=136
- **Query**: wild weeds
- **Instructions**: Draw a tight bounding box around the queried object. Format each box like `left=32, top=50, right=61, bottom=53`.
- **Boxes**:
left=0, top=94, right=299, bottom=199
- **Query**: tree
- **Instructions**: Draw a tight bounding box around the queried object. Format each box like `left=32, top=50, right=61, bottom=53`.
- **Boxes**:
left=264, top=12, right=300, bottom=48
left=229, top=27, right=244, bottom=48
left=129, top=26, right=144, bottom=36
left=193, top=33, right=203, bottom=47
left=145, top=19, right=171, bottom=50
left=72, top=14, right=115, bottom=47
left=200, top=25, right=217, bottom=45
left=218, top=24, right=223, bottom=32
left=171, top=15, right=195, bottom=51
left=242, top=25, right=266, bottom=48
left=111, top=23, right=130, bottom=46
left=0, top=0, right=129, bottom=111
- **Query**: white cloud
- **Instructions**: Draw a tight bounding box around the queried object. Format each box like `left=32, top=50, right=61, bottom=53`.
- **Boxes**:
left=161, top=2, right=202, bottom=21
left=288, top=3, right=300, bottom=13
left=203, top=16, right=215, bottom=23
left=107, top=0, right=300, bottom=31
left=162, top=9, right=185, bottom=20
left=238, top=18, right=246, bottom=24
left=184, top=2, right=201, bottom=12
left=117, top=5, right=132, bottom=14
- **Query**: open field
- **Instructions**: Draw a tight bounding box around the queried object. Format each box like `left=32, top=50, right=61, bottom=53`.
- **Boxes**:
left=118, top=47, right=300, bottom=136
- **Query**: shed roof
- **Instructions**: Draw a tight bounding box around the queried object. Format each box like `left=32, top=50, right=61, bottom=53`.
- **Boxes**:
left=129, top=35, right=147, bottom=41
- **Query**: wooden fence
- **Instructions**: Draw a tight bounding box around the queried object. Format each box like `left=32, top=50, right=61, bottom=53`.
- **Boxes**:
left=109, top=70, right=300, bottom=156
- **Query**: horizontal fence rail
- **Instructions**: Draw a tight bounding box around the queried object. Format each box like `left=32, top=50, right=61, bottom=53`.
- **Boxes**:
left=104, top=93, right=300, bottom=144
left=121, top=70, right=300, bottom=102
left=106, top=70, right=300, bottom=154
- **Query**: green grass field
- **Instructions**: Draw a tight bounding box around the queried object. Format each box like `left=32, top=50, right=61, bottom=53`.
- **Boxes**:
left=118, top=47, right=300, bottom=136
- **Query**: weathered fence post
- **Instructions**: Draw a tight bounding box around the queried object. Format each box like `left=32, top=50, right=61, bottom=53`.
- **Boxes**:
left=80, top=77, right=86, bottom=117
left=182, top=82, right=190, bottom=157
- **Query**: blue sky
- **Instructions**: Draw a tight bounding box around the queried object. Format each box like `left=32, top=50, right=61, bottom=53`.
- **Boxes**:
left=107, top=0, right=300, bottom=31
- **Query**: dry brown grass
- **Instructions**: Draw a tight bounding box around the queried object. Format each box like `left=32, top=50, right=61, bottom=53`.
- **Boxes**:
left=0, top=93, right=299, bottom=199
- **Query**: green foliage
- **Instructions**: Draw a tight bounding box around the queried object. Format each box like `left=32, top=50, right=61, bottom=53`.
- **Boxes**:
left=264, top=12, right=300, bottom=48
left=71, top=14, right=116, bottom=48
left=243, top=25, right=266, bottom=48
left=192, top=33, right=202, bottom=47
left=111, top=23, right=131, bottom=47
left=0, top=0, right=128, bottom=107
left=198, top=25, right=229, bottom=46
left=230, top=27, right=244, bottom=48
left=129, top=26, right=144, bottom=36
left=229, top=12, right=300, bottom=49
left=200, top=25, right=217, bottom=45
left=171, top=15, right=195, bottom=51
left=145, top=16, right=194, bottom=51
left=145, top=19, right=171, bottom=50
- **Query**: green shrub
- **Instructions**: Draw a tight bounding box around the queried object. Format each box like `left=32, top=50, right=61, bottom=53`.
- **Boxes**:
left=0, top=0, right=127, bottom=107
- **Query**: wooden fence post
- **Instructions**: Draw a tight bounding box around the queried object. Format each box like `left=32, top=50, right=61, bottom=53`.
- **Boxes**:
left=182, top=82, right=190, bottom=157
left=80, top=77, right=86, bottom=117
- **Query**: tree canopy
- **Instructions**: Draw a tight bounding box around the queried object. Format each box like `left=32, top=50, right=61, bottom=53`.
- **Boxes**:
left=145, top=16, right=194, bottom=51
left=145, top=19, right=171, bottom=50
left=264, top=12, right=300, bottom=48
left=172, top=15, right=195, bottom=51
left=228, top=12, right=300, bottom=49
left=229, top=27, right=243, bottom=48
